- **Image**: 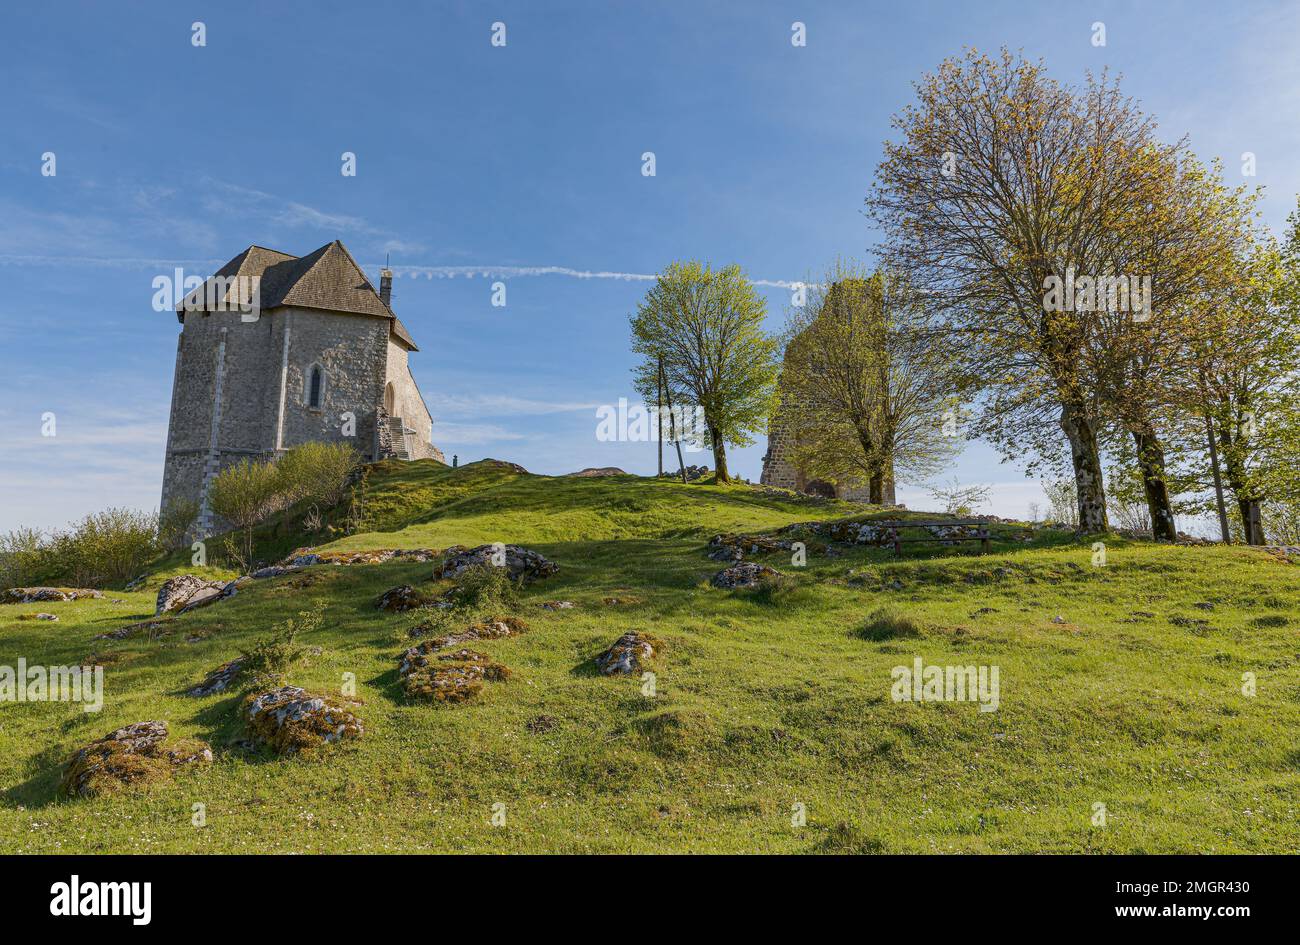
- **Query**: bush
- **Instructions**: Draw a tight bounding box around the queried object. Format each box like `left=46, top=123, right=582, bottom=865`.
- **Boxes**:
left=2, top=509, right=161, bottom=589
left=208, top=458, right=284, bottom=569
left=441, top=563, right=521, bottom=612
left=277, top=442, right=360, bottom=513
left=0, top=526, right=50, bottom=588
left=237, top=607, right=323, bottom=689
left=158, top=499, right=199, bottom=550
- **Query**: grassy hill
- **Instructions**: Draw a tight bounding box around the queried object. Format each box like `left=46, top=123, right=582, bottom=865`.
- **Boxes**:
left=2, top=460, right=1297, bottom=853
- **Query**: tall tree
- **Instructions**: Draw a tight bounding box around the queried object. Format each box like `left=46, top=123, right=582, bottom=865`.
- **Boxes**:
left=1180, top=204, right=1300, bottom=543
left=1084, top=156, right=1260, bottom=540
left=779, top=261, right=955, bottom=502
left=630, top=261, right=780, bottom=483
left=866, top=49, right=1199, bottom=532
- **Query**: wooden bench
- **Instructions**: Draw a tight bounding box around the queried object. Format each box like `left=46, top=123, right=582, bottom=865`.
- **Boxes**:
left=872, top=520, right=991, bottom=556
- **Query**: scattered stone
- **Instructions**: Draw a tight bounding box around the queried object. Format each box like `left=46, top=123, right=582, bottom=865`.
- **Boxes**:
left=242, top=686, right=363, bottom=754
left=707, top=533, right=795, bottom=562
left=60, top=721, right=212, bottom=799
left=661, top=464, right=709, bottom=482
left=94, top=617, right=175, bottom=641
left=971, top=607, right=998, bottom=616
left=884, top=578, right=905, bottom=591
left=399, top=644, right=509, bottom=703
left=251, top=565, right=302, bottom=579
left=155, top=575, right=227, bottom=615
left=433, top=544, right=559, bottom=583
left=1, top=587, right=102, bottom=604
left=1170, top=615, right=1211, bottom=632
left=1050, top=615, right=1067, bottom=624
left=527, top=714, right=558, bottom=734
left=541, top=600, right=574, bottom=610
left=16, top=612, right=59, bottom=621
left=594, top=631, right=659, bottom=675
left=1193, top=601, right=1215, bottom=611
left=280, top=547, right=437, bottom=568
left=711, top=562, right=783, bottom=589
left=602, top=595, right=644, bottom=606
left=187, top=658, right=246, bottom=697
left=408, top=615, right=529, bottom=648
left=375, top=584, right=435, bottom=613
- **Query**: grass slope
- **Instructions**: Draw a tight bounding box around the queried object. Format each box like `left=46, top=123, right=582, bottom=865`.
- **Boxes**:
left=2, top=461, right=1297, bottom=853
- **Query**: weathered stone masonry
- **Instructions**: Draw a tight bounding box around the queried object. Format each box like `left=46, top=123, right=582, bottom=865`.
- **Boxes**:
left=160, top=241, right=443, bottom=534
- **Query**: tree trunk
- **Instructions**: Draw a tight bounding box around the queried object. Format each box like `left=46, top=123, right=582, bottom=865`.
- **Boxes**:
left=711, top=434, right=730, bottom=484
left=1131, top=425, right=1177, bottom=541
left=1217, top=421, right=1265, bottom=545
left=868, top=472, right=884, bottom=505
left=1059, top=400, right=1108, bottom=533
left=1204, top=415, right=1231, bottom=543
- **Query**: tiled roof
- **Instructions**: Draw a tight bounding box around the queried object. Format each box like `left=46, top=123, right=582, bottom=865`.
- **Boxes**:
left=177, top=241, right=419, bottom=350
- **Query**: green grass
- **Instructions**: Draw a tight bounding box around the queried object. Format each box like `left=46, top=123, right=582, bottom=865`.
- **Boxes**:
left=2, top=461, right=1297, bottom=853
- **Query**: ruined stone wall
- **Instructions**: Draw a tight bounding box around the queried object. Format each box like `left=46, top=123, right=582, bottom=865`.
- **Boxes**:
left=760, top=376, right=896, bottom=505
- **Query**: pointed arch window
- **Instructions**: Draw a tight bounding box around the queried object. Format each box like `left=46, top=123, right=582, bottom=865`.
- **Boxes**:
left=307, top=363, right=325, bottom=409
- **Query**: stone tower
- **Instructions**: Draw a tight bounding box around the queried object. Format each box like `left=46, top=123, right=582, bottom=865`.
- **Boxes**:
left=760, top=279, right=896, bottom=504
left=160, top=241, right=443, bottom=535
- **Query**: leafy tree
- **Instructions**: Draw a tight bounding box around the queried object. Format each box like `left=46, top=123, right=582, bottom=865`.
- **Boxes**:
left=866, top=49, right=1210, bottom=532
left=630, top=261, right=780, bottom=483
left=208, top=458, right=282, bottom=569
left=779, top=262, right=956, bottom=503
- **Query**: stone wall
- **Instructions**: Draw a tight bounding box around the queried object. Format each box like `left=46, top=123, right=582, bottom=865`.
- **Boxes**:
left=760, top=378, right=896, bottom=504
left=161, top=306, right=419, bottom=531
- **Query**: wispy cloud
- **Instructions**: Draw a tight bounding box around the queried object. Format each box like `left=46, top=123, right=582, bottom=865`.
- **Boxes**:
left=427, top=392, right=600, bottom=419
left=429, top=421, right=531, bottom=445
left=392, top=263, right=803, bottom=289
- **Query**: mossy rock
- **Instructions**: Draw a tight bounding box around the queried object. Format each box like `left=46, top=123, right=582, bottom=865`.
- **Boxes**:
left=242, top=686, right=364, bottom=755
left=60, top=721, right=212, bottom=799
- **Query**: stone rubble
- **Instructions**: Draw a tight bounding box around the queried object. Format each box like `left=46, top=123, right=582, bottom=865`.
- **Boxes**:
left=433, top=544, right=559, bottom=583
left=711, top=562, right=783, bottom=589
left=1, top=587, right=103, bottom=604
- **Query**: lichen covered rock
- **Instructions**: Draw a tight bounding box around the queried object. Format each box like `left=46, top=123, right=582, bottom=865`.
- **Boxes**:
left=187, top=658, right=245, bottom=697
left=711, top=562, right=782, bottom=589
left=433, top=544, right=558, bottom=583
left=707, top=533, right=794, bottom=562
left=242, top=686, right=363, bottom=755
left=408, top=615, right=528, bottom=647
left=399, top=645, right=510, bottom=703
left=375, top=584, right=435, bottom=612
left=155, top=575, right=228, bottom=615
left=282, top=547, right=437, bottom=568
left=17, top=612, right=59, bottom=621
left=1, top=586, right=102, bottom=604
left=594, top=631, right=659, bottom=675
left=60, top=721, right=212, bottom=799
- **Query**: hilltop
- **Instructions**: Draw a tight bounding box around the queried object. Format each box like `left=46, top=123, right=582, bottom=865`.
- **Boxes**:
left=2, top=460, right=1297, bottom=853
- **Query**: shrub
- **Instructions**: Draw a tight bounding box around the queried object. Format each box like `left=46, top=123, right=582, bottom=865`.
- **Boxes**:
left=237, top=607, right=323, bottom=689
left=208, top=458, right=283, bottom=569
left=158, top=499, right=199, bottom=550
left=0, top=526, right=49, bottom=588
left=277, top=442, right=360, bottom=514
left=442, top=563, right=521, bottom=612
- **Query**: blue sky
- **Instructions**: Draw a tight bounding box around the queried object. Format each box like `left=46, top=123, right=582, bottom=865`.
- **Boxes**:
left=2, top=0, right=1298, bottom=532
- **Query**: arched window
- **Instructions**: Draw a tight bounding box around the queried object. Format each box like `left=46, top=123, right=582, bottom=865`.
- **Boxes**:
left=307, top=364, right=325, bottom=409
